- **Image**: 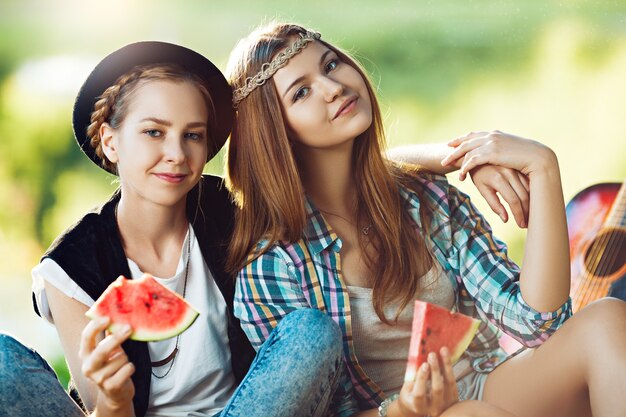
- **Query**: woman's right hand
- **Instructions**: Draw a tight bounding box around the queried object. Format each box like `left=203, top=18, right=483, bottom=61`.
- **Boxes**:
left=468, top=165, right=530, bottom=228
left=392, top=347, right=459, bottom=417
left=79, top=317, right=136, bottom=412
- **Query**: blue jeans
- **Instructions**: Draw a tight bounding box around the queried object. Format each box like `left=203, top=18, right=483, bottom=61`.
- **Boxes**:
left=0, top=309, right=342, bottom=417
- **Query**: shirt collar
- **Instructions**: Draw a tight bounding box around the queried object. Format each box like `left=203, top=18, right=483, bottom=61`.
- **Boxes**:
left=302, top=186, right=424, bottom=256
left=303, top=197, right=342, bottom=255
left=399, top=185, right=423, bottom=230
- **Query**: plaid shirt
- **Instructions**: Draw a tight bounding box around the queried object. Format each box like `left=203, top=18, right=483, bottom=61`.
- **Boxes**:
left=234, top=173, right=572, bottom=416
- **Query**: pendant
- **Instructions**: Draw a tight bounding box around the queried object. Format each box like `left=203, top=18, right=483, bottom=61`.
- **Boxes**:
left=151, top=347, right=179, bottom=367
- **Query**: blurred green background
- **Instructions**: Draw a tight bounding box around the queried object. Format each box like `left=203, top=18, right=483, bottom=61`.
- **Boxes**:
left=1, top=0, right=625, bottom=388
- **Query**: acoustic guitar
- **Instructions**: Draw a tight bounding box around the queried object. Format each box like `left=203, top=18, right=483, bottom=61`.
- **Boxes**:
left=499, top=181, right=625, bottom=353
left=567, top=181, right=626, bottom=312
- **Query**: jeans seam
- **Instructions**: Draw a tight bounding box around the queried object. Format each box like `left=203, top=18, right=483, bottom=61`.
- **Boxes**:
left=220, top=338, right=275, bottom=416
left=308, top=357, right=342, bottom=417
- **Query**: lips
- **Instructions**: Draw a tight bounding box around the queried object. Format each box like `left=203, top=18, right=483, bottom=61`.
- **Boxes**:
left=154, top=173, right=187, bottom=183
left=333, top=96, right=358, bottom=119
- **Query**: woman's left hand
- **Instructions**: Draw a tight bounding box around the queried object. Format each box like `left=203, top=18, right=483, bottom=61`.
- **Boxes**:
left=441, top=130, right=557, bottom=180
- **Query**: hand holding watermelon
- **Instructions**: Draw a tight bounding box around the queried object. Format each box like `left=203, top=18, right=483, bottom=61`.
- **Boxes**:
left=395, top=346, right=459, bottom=417
left=388, top=301, right=481, bottom=417
left=79, top=315, right=136, bottom=412
left=85, top=274, right=199, bottom=342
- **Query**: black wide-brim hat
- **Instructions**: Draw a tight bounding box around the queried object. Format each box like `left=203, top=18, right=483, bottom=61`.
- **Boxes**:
left=73, top=41, right=233, bottom=174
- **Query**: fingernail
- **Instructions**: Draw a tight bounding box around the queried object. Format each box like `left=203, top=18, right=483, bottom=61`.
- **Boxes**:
left=121, top=324, right=132, bottom=335
left=441, top=347, right=449, bottom=356
left=98, top=317, right=110, bottom=326
left=421, top=363, right=429, bottom=371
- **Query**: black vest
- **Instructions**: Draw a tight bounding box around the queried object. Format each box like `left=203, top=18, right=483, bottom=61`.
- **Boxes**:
left=33, top=175, right=255, bottom=417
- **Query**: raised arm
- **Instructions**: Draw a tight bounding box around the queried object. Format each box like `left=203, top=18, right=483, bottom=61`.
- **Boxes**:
left=387, top=143, right=458, bottom=174
left=443, top=131, right=570, bottom=312
left=388, top=143, right=530, bottom=228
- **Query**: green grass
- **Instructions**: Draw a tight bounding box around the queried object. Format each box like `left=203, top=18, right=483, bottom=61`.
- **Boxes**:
left=49, top=355, right=71, bottom=390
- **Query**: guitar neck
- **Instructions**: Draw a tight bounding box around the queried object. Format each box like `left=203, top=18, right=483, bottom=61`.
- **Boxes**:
left=606, top=180, right=626, bottom=228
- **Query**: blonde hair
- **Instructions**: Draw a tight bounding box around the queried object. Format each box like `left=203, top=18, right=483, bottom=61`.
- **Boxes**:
left=86, top=63, right=216, bottom=173
left=226, top=22, right=434, bottom=323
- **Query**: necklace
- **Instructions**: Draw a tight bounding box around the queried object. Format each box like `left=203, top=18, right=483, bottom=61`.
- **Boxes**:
left=150, top=230, right=191, bottom=379
left=318, top=209, right=373, bottom=236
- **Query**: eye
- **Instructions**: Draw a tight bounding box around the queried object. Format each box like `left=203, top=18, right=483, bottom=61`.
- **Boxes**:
left=293, top=86, right=311, bottom=102
left=144, top=129, right=162, bottom=138
left=324, top=59, right=339, bottom=73
left=184, top=132, right=205, bottom=141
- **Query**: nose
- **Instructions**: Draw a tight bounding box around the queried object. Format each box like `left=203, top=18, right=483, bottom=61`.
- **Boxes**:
left=320, top=76, right=343, bottom=102
left=163, top=136, right=186, bottom=164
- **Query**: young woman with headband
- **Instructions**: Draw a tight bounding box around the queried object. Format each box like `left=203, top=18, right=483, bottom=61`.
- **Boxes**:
left=227, top=23, right=626, bottom=417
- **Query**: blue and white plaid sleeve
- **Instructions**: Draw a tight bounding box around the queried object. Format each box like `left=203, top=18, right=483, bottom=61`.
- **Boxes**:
left=234, top=248, right=308, bottom=349
left=446, top=182, right=572, bottom=347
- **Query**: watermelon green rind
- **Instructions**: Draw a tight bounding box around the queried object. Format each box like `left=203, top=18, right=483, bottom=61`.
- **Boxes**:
left=87, top=305, right=199, bottom=342
left=108, top=307, right=198, bottom=342
left=85, top=274, right=200, bottom=342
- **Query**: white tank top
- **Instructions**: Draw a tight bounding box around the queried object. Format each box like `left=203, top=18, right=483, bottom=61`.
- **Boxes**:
left=347, top=266, right=471, bottom=396
left=32, top=227, right=236, bottom=416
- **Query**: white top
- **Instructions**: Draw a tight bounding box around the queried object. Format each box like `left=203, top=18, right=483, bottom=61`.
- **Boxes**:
left=347, top=266, right=471, bottom=396
left=32, top=227, right=236, bottom=417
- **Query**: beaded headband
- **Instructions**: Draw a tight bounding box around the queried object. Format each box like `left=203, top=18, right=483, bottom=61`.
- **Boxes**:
left=232, top=30, right=321, bottom=107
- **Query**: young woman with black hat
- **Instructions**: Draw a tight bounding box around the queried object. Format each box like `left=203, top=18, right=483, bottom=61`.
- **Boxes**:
left=0, top=41, right=344, bottom=417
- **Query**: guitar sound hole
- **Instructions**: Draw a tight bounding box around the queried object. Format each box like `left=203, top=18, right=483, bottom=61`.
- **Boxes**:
left=583, top=228, right=626, bottom=277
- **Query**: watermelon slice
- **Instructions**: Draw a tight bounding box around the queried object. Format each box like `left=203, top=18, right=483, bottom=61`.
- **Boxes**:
left=86, top=274, right=199, bottom=342
left=404, top=300, right=480, bottom=382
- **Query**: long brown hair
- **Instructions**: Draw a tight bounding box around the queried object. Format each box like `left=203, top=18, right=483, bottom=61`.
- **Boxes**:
left=226, top=22, right=434, bottom=323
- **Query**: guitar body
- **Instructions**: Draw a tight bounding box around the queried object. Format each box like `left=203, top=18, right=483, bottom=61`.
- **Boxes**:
left=567, top=182, right=626, bottom=312
left=500, top=181, right=625, bottom=353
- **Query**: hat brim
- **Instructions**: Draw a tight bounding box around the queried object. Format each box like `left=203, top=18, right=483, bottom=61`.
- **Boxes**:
left=73, top=41, right=233, bottom=174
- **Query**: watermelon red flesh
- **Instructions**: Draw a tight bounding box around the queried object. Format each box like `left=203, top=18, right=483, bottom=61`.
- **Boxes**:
left=404, top=300, right=480, bottom=382
left=85, top=274, right=199, bottom=342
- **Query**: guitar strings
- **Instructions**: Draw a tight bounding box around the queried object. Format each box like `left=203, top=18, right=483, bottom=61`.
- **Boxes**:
left=572, top=188, right=621, bottom=309
left=578, top=207, right=618, bottom=308
left=588, top=198, right=626, bottom=304
left=592, top=200, right=626, bottom=302
left=576, top=226, right=606, bottom=309
left=579, top=228, right=610, bottom=307
left=572, top=195, right=609, bottom=309
left=574, top=193, right=625, bottom=310
left=588, top=187, right=626, bottom=306
left=583, top=232, right=609, bottom=308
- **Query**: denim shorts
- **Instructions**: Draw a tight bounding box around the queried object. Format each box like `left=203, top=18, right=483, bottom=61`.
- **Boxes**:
left=453, top=356, right=489, bottom=401
left=454, top=346, right=526, bottom=401
left=456, top=368, right=488, bottom=401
